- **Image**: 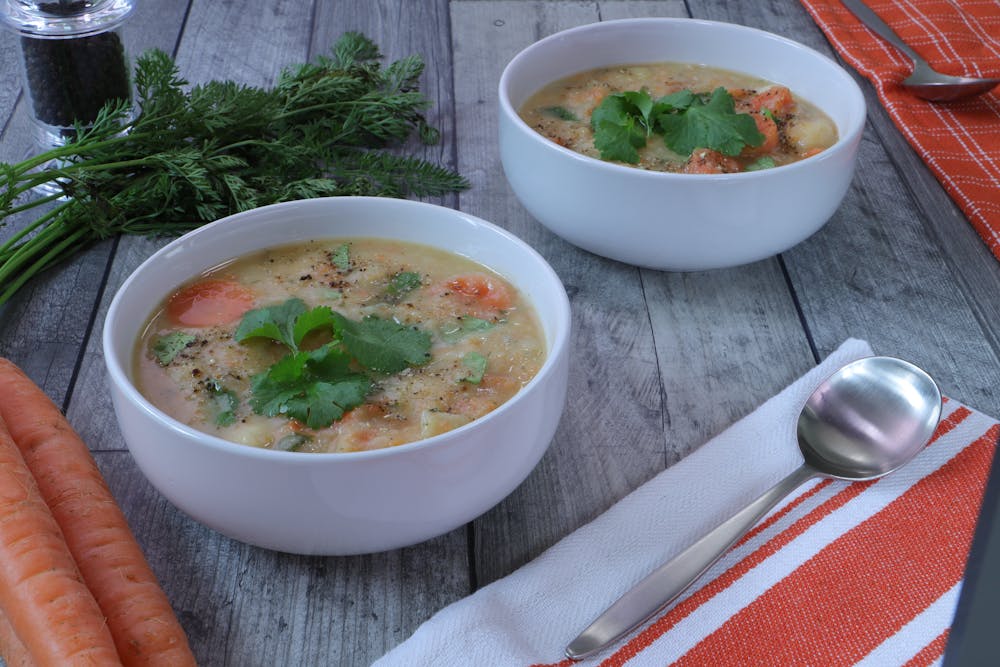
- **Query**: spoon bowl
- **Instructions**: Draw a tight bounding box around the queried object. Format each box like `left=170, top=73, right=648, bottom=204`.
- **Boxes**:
left=798, top=355, right=943, bottom=479
left=565, top=355, right=942, bottom=660
left=842, top=0, right=1000, bottom=102
left=901, top=65, right=1000, bottom=103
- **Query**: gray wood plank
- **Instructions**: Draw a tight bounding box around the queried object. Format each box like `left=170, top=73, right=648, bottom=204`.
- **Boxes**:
left=0, top=31, right=20, bottom=130
left=175, top=0, right=313, bottom=88
left=641, top=263, right=816, bottom=453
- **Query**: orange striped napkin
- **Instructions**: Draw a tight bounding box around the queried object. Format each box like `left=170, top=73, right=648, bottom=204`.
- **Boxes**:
left=796, top=0, right=1000, bottom=261
left=373, top=339, right=997, bottom=666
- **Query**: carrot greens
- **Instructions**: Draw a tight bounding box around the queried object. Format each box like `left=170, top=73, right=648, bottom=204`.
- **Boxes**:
left=0, top=32, right=468, bottom=307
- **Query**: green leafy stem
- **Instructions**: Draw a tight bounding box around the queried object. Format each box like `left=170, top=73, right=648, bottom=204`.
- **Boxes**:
left=0, top=32, right=469, bottom=308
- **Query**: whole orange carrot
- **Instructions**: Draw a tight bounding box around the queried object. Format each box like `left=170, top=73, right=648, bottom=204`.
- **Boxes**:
left=0, top=608, right=35, bottom=667
left=0, top=417, right=122, bottom=666
left=0, top=359, right=196, bottom=667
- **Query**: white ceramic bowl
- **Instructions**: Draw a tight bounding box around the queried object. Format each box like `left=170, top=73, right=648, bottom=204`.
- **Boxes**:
left=103, top=197, right=571, bottom=555
left=498, top=18, right=867, bottom=271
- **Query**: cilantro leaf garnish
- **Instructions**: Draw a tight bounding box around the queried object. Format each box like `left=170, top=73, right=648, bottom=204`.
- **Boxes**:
left=382, top=271, right=422, bottom=303
left=253, top=376, right=370, bottom=429
left=590, top=91, right=654, bottom=163
left=151, top=331, right=195, bottom=365
left=543, top=105, right=578, bottom=121
left=654, top=87, right=764, bottom=157
left=655, top=89, right=698, bottom=112
left=275, top=433, right=312, bottom=452
left=249, top=343, right=371, bottom=429
left=590, top=86, right=764, bottom=162
left=746, top=156, right=777, bottom=171
left=205, top=379, right=239, bottom=427
left=234, top=298, right=335, bottom=353
left=291, top=305, right=336, bottom=348
left=460, top=351, right=487, bottom=384
left=331, top=313, right=431, bottom=373
left=330, top=243, right=351, bottom=271
left=234, top=298, right=306, bottom=350
left=440, top=316, right=495, bottom=343
left=234, top=299, right=432, bottom=428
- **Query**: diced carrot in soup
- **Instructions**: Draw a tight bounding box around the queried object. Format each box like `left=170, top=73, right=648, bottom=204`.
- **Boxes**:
left=747, top=85, right=796, bottom=117
left=743, top=111, right=779, bottom=156
left=682, top=149, right=740, bottom=174
left=446, top=274, right=514, bottom=311
left=166, top=278, right=256, bottom=327
left=564, top=85, right=606, bottom=115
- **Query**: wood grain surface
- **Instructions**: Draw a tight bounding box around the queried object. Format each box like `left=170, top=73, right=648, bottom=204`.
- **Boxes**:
left=1, top=1, right=997, bottom=665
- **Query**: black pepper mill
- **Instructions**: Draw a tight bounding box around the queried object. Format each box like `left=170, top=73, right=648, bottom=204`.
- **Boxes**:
left=1, top=0, right=135, bottom=151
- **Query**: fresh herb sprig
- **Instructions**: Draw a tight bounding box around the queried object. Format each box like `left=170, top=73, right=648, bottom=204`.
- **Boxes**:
left=0, top=32, right=469, bottom=307
left=590, top=87, right=764, bottom=163
left=235, top=298, right=431, bottom=429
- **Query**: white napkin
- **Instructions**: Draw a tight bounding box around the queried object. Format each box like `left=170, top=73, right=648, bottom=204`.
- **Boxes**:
left=374, top=339, right=874, bottom=665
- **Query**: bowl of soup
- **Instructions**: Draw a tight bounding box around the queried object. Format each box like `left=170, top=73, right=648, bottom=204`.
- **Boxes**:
left=498, top=18, right=866, bottom=270
left=103, top=196, right=571, bottom=555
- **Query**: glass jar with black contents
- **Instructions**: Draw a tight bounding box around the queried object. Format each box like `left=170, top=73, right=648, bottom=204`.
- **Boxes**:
left=1, top=0, right=135, bottom=151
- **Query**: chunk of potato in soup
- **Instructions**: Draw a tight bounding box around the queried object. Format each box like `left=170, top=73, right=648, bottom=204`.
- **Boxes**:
left=519, top=62, right=838, bottom=173
left=134, top=238, right=546, bottom=453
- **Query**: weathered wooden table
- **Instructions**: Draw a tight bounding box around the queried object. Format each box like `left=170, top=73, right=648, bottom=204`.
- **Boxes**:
left=2, top=1, right=998, bottom=665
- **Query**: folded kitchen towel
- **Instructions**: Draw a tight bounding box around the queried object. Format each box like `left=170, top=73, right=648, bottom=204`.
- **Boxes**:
left=797, top=0, right=1000, bottom=262
left=373, top=338, right=999, bottom=666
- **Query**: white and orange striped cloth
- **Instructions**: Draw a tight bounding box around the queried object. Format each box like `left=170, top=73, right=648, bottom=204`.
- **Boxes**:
left=798, top=0, right=1000, bottom=261
left=374, top=339, right=998, bottom=666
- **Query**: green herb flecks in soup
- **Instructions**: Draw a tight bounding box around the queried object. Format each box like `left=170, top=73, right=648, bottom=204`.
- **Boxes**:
left=135, top=238, right=546, bottom=453
left=519, top=62, right=837, bottom=174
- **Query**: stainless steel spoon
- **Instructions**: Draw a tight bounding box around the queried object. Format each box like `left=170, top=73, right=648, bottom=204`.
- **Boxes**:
left=565, top=356, right=943, bottom=661
left=841, top=0, right=1000, bottom=101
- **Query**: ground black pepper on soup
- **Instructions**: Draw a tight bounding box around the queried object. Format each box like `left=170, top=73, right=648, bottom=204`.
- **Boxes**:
left=519, top=62, right=837, bottom=174
left=134, top=238, right=546, bottom=453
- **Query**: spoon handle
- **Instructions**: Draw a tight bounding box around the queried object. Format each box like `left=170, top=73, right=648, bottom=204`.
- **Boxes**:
left=840, top=0, right=925, bottom=68
left=565, top=464, right=819, bottom=661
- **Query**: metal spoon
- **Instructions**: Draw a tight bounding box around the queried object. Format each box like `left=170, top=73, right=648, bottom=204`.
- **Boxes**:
left=565, top=356, right=942, bottom=661
left=841, top=0, right=1000, bottom=102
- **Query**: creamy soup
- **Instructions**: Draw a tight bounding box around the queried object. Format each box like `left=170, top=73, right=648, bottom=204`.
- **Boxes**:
left=134, top=238, right=546, bottom=453
left=519, top=62, right=837, bottom=173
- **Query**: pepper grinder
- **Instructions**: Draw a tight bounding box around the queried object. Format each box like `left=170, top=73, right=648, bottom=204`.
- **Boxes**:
left=1, top=0, right=135, bottom=152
